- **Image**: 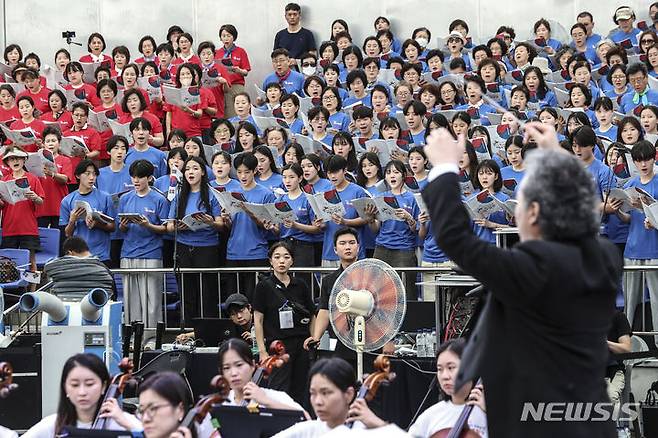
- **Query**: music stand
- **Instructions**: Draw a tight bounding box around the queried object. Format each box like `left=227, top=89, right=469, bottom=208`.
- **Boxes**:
left=60, top=427, right=137, bottom=437
left=211, top=405, right=306, bottom=437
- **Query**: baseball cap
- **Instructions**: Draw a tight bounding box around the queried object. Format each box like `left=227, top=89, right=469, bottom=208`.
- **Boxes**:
left=615, top=6, right=634, bottom=22
left=223, top=293, right=250, bottom=310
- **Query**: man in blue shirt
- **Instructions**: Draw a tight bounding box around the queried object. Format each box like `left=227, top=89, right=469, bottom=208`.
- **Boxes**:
left=125, top=117, right=167, bottom=178
left=225, top=152, right=276, bottom=300
left=576, top=11, right=603, bottom=49
left=272, top=3, right=316, bottom=60
left=620, top=63, right=658, bottom=114
left=320, top=155, right=369, bottom=266
left=611, top=140, right=658, bottom=345
left=60, top=160, right=115, bottom=263
left=118, top=160, right=169, bottom=334
left=609, top=6, right=641, bottom=46
left=262, top=48, right=305, bottom=97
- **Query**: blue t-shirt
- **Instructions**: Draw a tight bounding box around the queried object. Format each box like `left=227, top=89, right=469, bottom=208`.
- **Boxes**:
left=262, top=70, right=305, bottom=96
left=586, top=159, right=615, bottom=201
left=227, top=184, right=276, bottom=260
left=374, top=191, right=420, bottom=251
left=96, top=165, right=133, bottom=240
left=422, top=219, right=449, bottom=263
left=410, top=130, right=426, bottom=146
left=125, top=147, right=167, bottom=178
left=609, top=28, right=641, bottom=46
left=500, top=166, right=525, bottom=198
left=470, top=191, right=510, bottom=243
left=286, top=118, right=304, bottom=135
left=119, top=189, right=169, bottom=259
left=168, top=191, right=221, bottom=247
left=322, top=183, right=369, bottom=261
left=328, top=111, right=351, bottom=133
left=619, top=89, right=658, bottom=114
left=595, top=125, right=618, bottom=142
left=256, top=173, right=284, bottom=194
left=278, top=191, right=315, bottom=242
left=624, top=175, right=658, bottom=259
left=210, top=178, right=241, bottom=192
left=60, top=188, right=114, bottom=261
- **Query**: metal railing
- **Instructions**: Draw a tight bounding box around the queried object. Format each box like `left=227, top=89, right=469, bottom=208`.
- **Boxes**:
left=4, top=265, right=658, bottom=342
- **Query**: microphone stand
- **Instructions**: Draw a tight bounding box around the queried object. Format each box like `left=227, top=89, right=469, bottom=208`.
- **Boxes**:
left=173, top=177, right=184, bottom=331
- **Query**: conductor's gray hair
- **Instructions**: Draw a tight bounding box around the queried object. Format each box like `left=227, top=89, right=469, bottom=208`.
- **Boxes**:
left=520, top=149, right=599, bottom=241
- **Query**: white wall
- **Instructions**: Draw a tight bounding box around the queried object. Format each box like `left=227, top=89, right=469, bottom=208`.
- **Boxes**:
left=1, top=0, right=655, bottom=92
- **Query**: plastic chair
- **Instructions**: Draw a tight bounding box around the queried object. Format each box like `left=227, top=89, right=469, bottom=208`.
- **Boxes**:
left=35, top=227, right=60, bottom=268
left=0, top=248, right=30, bottom=290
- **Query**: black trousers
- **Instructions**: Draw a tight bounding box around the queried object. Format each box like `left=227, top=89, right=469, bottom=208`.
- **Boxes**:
left=266, top=335, right=310, bottom=408
left=177, top=243, right=220, bottom=325
left=107, top=239, right=123, bottom=269
left=225, top=258, right=269, bottom=303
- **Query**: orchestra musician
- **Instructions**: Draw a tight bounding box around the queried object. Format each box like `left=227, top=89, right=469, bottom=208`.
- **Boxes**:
left=22, top=353, right=141, bottom=437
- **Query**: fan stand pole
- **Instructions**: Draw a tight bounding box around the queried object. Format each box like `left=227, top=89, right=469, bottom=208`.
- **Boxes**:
left=354, top=315, right=366, bottom=381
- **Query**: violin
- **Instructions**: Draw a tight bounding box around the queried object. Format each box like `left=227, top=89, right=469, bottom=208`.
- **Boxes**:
left=347, top=354, right=395, bottom=429
left=431, top=378, right=483, bottom=438
left=0, top=362, right=17, bottom=399
left=92, top=358, right=134, bottom=430
left=180, top=375, right=230, bottom=432
left=243, top=340, right=289, bottom=411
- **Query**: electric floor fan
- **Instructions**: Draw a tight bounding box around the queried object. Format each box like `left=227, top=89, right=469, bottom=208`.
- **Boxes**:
left=328, top=259, right=406, bottom=380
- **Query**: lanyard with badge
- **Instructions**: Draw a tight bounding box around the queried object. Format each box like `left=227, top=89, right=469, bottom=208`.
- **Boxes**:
left=278, top=300, right=294, bottom=330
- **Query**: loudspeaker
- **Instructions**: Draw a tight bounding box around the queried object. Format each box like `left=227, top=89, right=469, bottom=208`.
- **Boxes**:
left=0, top=345, right=42, bottom=432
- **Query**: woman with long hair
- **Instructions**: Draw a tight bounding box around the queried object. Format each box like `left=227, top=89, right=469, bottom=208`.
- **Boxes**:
left=23, top=353, right=141, bottom=436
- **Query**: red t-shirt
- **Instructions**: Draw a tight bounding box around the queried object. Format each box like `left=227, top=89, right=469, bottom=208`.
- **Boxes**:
left=215, top=46, right=251, bottom=86
left=40, top=111, right=73, bottom=132
left=64, top=83, right=101, bottom=108
left=37, top=154, right=72, bottom=217
left=79, top=54, right=114, bottom=69
left=164, top=100, right=205, bottom=137
left=64, top=125, right=102, bottom=168
left=0, top=105, right=19, bottom=125
left=93, top=103, right=125, bottom=159
left=203, top=62, right=231, bottom=119
left=172, top=54, right=201, bottom=66
left=119, top=110, right=163, bottom=143
left=17, top=86, right=52, bottom=116
left=199, top=88, right=216, bottom=130
left=1, top=171, right=45, bottom=236
left=9, top=118, right=46, bottom=152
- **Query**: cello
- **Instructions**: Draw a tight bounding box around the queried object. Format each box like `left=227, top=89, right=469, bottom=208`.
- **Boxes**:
left=0, top=362, right=17, bottom=399
left=91, top=358, right=134, bottom=430
left=179, top=374, right=230, bottom=436
left=347, top=354, right=395, bottom=429
left=430, top=378, right=484, bottom=438
left=244, top=340, right=289, bottom=412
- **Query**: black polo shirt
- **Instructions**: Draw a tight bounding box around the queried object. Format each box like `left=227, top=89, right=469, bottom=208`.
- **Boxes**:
left=253, top=274, right=314, bottom=341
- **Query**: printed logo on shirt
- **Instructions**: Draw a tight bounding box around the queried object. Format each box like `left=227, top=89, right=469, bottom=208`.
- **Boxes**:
left=74, top=89, right=87, bottom=99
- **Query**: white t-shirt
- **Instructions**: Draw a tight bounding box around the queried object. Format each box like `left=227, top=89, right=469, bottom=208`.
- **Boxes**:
left=408, top=400, right=488, bottom=438
left=196, top=388, right=305, bottom=437
left=223, top=388, right=304, bottom=411
left=323, top=423, right=407, bottom=437
left=0, top=425, right=17, bottom=438
left=272, top=419, right=365, bottom=438
left=20, top=413, right=141, bottom=438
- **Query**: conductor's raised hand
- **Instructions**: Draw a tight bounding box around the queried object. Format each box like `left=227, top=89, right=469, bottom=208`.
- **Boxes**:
left=522, top=122, right=562, bottom=151
left=425, top=128, right=465, bottom=168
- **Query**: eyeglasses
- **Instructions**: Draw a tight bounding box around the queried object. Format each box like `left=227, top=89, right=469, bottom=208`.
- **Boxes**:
left=322, top=95, right=337, bottom=101
left=629, top=76, right=646, bottom=84
left=611, top=75, right=626, bottom=81
left=448, top=38, right=461, bottom=44
left=136, top=403, right=171, bottom=419
left=642, top=39, right=656, bottom=45
left=302, top=62, right=316, bottom=68
left=396, top=91, right=411, bottom=97
left=441, top=89, right=456, bottom=95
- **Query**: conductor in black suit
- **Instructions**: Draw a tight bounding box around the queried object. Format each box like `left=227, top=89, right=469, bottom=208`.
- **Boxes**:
left=421, top=123, right=622, bottom=437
